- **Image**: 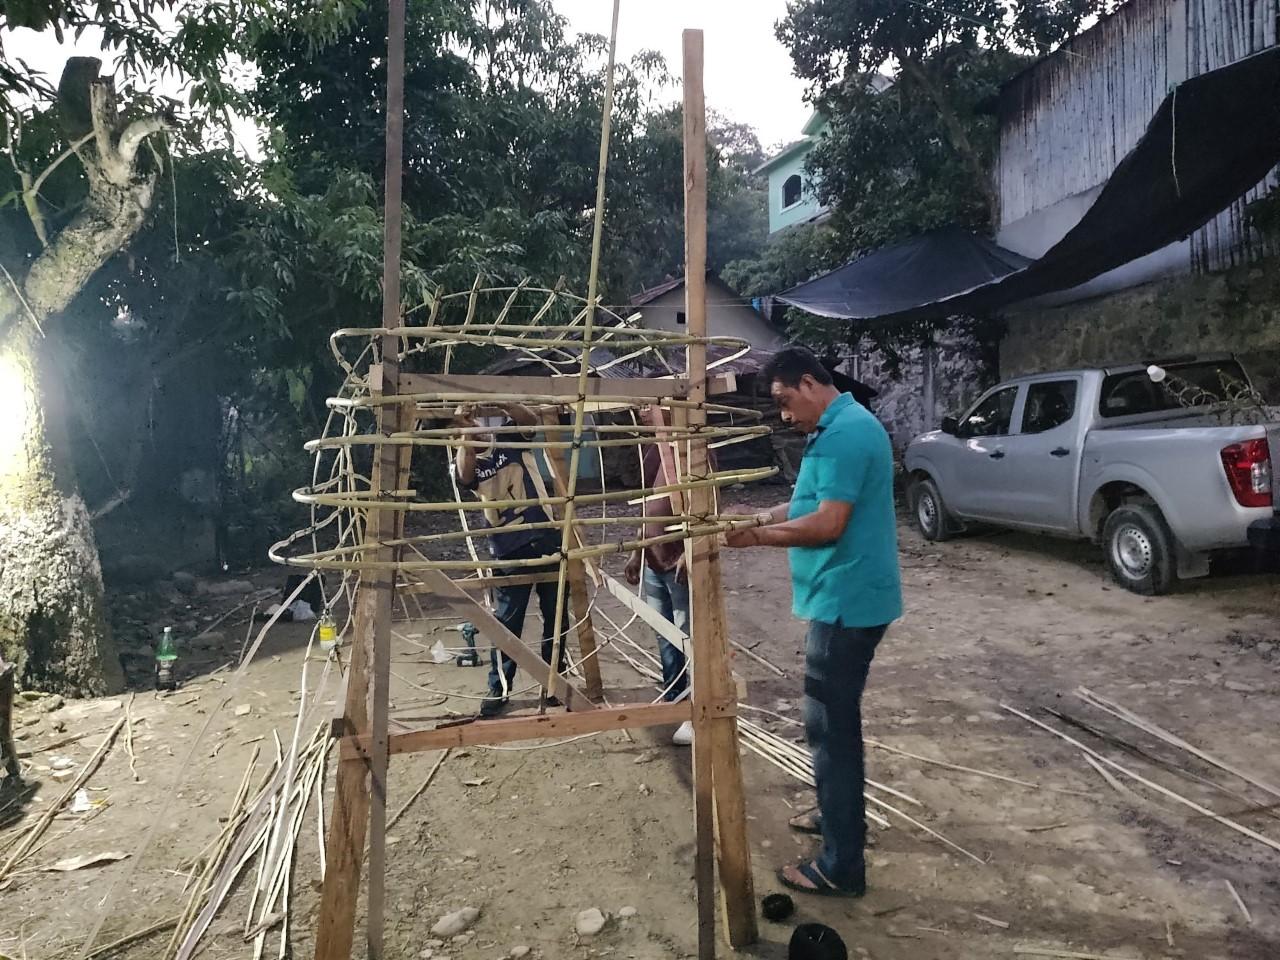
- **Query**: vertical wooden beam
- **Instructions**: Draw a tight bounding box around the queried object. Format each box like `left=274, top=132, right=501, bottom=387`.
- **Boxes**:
left=539, top=409, right=604, bottom=700
left=682, top=28, right=758, bottom=953
left=315, top=0, right=406, bottom=956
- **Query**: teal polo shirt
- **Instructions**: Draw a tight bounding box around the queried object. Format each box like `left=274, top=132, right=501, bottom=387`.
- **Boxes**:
left=787, top=392, right=903, bottom=628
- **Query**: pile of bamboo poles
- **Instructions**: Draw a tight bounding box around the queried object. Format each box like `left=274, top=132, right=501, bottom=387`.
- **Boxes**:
left=737, top=718, right=987, bottom=865
left=168, top=722, right=330, bottom=960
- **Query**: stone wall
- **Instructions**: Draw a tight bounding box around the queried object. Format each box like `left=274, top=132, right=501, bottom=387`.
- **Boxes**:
left=849, top=335, right=995, bottom=451
left=1001, top=258, right=1280, bottom=402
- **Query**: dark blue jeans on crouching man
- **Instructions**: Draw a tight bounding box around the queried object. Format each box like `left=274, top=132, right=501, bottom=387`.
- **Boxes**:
left=488, top=538, right=569, bottom=697
left=804, top=619, right=888, bottom=890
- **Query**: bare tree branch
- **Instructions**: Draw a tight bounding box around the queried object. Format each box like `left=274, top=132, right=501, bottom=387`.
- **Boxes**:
left=117, top=115, right=173, bottom=167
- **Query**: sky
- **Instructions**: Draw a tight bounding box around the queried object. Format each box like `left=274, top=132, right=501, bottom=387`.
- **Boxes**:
left=5, top=0, right=810, bottom=153
left=554, top=0, right=810, bottom=149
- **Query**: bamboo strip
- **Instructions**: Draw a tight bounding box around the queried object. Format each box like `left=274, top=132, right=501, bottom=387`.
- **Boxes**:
left=1224, top=878, right=1252, bottom=924
left=0, top=716, right=125, bottom=884
left=1013, top=949, right=1142, bottom=960
left=387, top=749, right=451, bottom=830
left=1076, top=686, right=1280, bottom=801
left=865, top=738, right=1068, bottom=794
left=83, top=916, right=181, bottom=960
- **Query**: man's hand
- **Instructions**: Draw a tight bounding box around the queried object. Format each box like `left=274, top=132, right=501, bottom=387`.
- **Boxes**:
left=453, top=404, right=478, bottom=431
left=624, top=550, right=642, bottom=586
left=722, top=526, right=758, bottom=548
left=675, top=552, right=689, bottom=585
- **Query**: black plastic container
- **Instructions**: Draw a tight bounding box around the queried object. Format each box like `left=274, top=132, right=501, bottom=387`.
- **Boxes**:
left=788, top=923, right=847, bottom=960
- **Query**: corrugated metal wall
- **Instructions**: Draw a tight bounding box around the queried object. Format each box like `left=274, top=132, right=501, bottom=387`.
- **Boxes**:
left=997, top=0, right=1279, bottom=271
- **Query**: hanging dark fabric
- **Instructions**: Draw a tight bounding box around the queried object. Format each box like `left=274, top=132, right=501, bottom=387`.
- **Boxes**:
left=778, top=44, right=1280, bottom=323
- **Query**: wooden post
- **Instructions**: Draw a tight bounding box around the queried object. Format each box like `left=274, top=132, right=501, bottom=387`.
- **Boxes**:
left=314, top=0, right=407, bottom=955
left=539, top=409, right=604, bottom=700
left=682, top=28, right=758, bottom=953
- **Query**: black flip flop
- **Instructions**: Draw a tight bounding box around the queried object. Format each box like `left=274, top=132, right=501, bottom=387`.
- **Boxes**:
left=775, top=860, right=865, bottom=899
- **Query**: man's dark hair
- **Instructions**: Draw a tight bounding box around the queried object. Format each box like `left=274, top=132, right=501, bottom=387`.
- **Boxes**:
left=762, top=346, right=834, bottom=388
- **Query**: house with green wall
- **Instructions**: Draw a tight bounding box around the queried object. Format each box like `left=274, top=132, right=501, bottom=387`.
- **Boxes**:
left=753, top=111, right=829, bottom=235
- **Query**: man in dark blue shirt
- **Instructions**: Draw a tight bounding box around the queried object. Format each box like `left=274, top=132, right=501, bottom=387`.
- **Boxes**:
left=454, top=403, right=569, bottom=717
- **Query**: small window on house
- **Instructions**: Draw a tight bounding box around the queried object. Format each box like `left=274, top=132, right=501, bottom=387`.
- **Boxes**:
left=782, top=174, right=802, bottom=208
left=676, top=311, right=686, bottom=325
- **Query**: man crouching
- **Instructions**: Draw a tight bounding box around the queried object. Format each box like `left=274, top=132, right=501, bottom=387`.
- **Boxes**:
left=453, top=403, right=570, bottom=717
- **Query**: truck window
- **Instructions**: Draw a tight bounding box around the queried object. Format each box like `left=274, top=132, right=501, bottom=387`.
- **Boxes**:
left=1099, top=359, right=1253, bottom=418
left=1022, top=380, right=1077, bottom=434
left=960, top=385, right=1018, bottom=438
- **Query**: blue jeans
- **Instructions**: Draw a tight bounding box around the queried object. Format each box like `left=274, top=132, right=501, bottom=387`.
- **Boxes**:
left=642, top=566, right=689, bottom=702
left=804, top=619, right=887, bottom=889
left=488, top=540, right=569, bottom=697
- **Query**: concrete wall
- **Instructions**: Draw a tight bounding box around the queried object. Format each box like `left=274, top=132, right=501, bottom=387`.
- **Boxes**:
left=1001, top=257, right=1280, bottom=402
left=635, top=278, right=786, bottom=351
left=996, top=0, right=1279, bottom=289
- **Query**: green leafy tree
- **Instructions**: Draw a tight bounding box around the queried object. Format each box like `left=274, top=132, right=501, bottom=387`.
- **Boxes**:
left=0, top=0, right=284, bottom=693
left=760, top=0, right=1108, bottom=357
left=778, top=0, right=1108, bottom=250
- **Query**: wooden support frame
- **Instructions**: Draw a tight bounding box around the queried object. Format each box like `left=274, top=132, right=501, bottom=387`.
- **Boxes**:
left=312, top=14, right=757, bottom=960
left=681, top=29, right=759, bottom=955
left=537, top=408, right=604, bottom=699
left=397, top=370, right=738, bottom=400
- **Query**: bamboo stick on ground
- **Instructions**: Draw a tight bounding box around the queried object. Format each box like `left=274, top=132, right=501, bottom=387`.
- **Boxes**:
left=865, top=738, right=1075, bottom=794
left=0, top=715, right=125, bottom=884
left=1076, top=686, right=1280, bottom=802
left=1013, top=949, right=1141, bottom=960
left=82, top=916, right=182, bottom=960
left=1001, top=704, right=1280, bottom=855
left=388, top=749, right=451, bottom=830
left=1224, top=878, right=1252, bottom=924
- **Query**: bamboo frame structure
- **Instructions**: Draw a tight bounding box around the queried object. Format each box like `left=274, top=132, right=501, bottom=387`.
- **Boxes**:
left=287, top=8, right=767, bottom=958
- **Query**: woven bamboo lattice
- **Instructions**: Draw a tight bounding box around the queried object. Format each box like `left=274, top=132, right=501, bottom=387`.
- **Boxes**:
left=269, top=281, right=776, bottom=685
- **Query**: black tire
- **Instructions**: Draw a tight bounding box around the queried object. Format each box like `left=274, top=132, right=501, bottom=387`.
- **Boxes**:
left=910, top=477, right=953, bottom=542
left=1102, top=502, right=1175, bottom=595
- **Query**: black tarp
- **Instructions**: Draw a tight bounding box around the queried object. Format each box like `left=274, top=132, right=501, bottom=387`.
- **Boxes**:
left=779, top=44, right=1280, bottom=323
left=777, top=227, right=1030, bottom=319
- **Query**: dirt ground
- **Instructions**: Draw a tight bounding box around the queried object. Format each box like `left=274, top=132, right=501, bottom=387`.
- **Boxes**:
left=3, top=496, right=1279, bottom=960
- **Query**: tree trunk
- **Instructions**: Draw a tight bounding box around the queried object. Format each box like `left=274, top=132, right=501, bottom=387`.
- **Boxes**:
left=0, top=62, right=171, bottom=695
left=0, top=323, right=123, bottom=694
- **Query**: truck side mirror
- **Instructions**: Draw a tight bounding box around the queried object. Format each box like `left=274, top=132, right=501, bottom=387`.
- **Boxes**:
left=941, top=416, right=959, bottom=436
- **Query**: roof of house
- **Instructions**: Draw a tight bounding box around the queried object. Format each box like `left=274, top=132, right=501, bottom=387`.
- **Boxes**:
left=628, top=270, right=740, bottom=308
left=752, top=138, right=812, bottom=176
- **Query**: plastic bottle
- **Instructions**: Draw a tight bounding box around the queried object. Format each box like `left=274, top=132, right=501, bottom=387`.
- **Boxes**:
left=155, top=626, right=178, bottom=690
left=318, top=613, right=338, bottom=654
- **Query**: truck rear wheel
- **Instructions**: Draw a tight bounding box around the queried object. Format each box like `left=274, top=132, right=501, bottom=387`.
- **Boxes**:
left=910, top=477, right=954, bottom=542
left=1103, top=503, right=1175, bottom=595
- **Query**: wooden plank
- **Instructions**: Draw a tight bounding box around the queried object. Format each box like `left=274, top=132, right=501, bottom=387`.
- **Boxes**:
left=600, top=571, right=689, bottom=658
left=682, top=28, right=757, bottom=954
left=681, top=37, right=717, bottom=960
left=416, top=569, right=597, bottom=712
left=344, top=701, right=692, bottom=758
left=314, top=590, right=376, bottom=960
left=396, top=371, right=737, bottom=400
left=539, top=409, right=604, bottom=700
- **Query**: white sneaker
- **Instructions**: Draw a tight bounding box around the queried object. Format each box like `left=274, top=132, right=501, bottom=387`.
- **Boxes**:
left=672, top=721, right=694, bottom=746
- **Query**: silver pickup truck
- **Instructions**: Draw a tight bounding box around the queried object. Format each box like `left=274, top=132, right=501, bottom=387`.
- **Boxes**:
left=904, top=356, right=1279, bottom=594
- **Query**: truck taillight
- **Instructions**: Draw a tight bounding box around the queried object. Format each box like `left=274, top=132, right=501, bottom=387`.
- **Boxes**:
left=1220, top=439, right=1272, bottom=508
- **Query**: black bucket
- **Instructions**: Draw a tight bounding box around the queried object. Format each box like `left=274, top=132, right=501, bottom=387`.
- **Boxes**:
left=788, top=922, right=847, bottom=960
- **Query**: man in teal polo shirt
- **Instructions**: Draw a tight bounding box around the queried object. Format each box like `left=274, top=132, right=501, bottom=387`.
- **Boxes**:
left=725, top=346, right=902, bottom=898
